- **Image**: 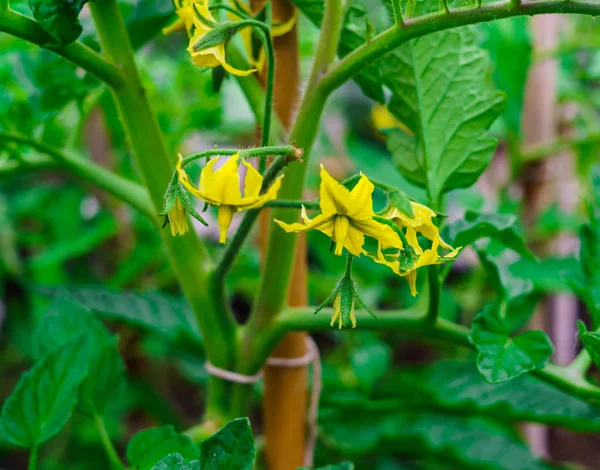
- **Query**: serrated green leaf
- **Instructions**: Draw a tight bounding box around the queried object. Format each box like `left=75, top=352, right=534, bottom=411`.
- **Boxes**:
left=469, top=304, right=554, bottom=383
left=29, top=0, right=90, bottom=46
left=383, top=27, right=505, bottom=199
left=0, top=336, right=90, bottom=448
left=199, top=418, right=255, bottom=470
left=34, top=292, right=125, bottom=415
left=151, top=453, right=200, bottom=470
left=578, top=321, right=600, bottom=370
left=127, top=426, right=198, bottom=470
left=446, top=211, right=534, bottom=260
left=51, top=287, right=203, bottom=348
left=380, top=359, right=600, bottom=432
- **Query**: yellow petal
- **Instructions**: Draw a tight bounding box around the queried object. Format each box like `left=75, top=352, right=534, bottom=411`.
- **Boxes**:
left=199, top=156, right=219, bottom=197
left=352, top=218, right=403, bottom=250
left=319, top=165, right=350, bottom=215
left=216, top=155, right=242, bottom=205
left=348, top=173, right=375, bottom=220
left=169, top=199, right=189, bottom=236
left=404, top=270, right=418, bottom=296
left=300, top=205, right=312, bottom=224
left=344, top=225, right=365, bottom=257
left=272, top=11, right=297, bottom=37
left=242, top=161, right=263, bottom=198
left=240, top=174, right=283, bottom=209
left=331, top=293, right=342, bottom=329
left=178, top=155, right=220, bottom=205
left=333, top=215, right=350, bottom=256
left=275, top=213, right=334, bottom=234
left=405, top=227, right=423, bottom=254
left=217, top=205, right=235, bottom=244
left=213, top=44, right=256, bottom=76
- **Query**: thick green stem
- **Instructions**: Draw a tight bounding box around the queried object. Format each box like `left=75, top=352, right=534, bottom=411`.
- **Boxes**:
left=1, top=132, right=154, bottom=218
left=94, top=414, right=124, bottom=470
left=0, top=8, right=123, bottom=88
left=566, top=349, right=593, bottom=378
left=88, top=0, right=235, bottom=420
left=426, top=265, right=441, bottom=323
left=321, top=0, right=600, bottom=96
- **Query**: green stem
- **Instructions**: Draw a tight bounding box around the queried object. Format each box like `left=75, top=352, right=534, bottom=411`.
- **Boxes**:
left=0, top=132, right=154, bottom=218
left=28, top=445, right=38, bottom=470
left=89, top=0, right=235, bottom=420
left=0, top=8, right=123, bottom=88
left=320, top=0, right=600, bottom=96
left=520, top=130, right=600, bottom=162
left=182, top=145, right=298, bottom=167
left=426, top=265, right=441, bottom=323
left=265, top=199, right=320, bottom=210
left=566, top=349, right=593, bottom=378
left=277, top=307, right=600, bottom=400
left=94, top=414, right=124, bottom=470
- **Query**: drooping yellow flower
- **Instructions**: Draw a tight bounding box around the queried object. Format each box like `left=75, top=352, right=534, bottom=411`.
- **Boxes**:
left=367, top=233, right=460, bottom=296
left=167, top=199, right=189, bottom=236
left=177, top=154, right=281, bottom=243
left=384, top=201, right=454, bottom=252
left=186, top=0, right=255, bottom=76
left=275, top=165, right=402, bottom=256
left=163, top=0, right=197, bottom=37
left=230, top=1, right=297, bottom=70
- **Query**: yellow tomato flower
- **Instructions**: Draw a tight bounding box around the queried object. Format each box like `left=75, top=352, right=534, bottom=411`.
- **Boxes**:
left=367, top=235, right=460, bottom=296
left=275, top=165, right=402, bottom=256
left=177, top=154, right=282, bottom=243
left=384, top=201, right=454, bottom=252
left=230, top=1, right=297, bottom=70
left=167, top=199, right=189, bottom=236
left=187, top=1, right=255, bottom=76
left=163, top=0, right=197, bottom=36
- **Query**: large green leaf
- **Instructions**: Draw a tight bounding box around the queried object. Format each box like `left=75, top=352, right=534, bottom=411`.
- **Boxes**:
left=53, top=287, right=203, bottom=347
left=34, top=292, right=125, bottom=415
left=199, top=418, right=255, bottom=470
left=446, top=211, right=534, bottom=260
left=29, top=0, right=90, bottom=46
left=382, top=27, right=505, bottom=199
left=127, top=426, right=199, bottom=470
left=381, top=360, right=600, bottom=432
left=469, top=304, right=554, bottom=383
left=0, top=337, right=90, bottom=448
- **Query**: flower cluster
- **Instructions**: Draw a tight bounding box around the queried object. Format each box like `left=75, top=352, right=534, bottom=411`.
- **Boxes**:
left=172, top=153, right=460, bottom=327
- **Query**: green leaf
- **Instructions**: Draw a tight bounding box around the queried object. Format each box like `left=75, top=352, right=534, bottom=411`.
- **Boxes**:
left=51, top=286, right=203, bottom=348
left=380, top=359, right=600, bottom=432
left=34, top=292, right=125, bottom=415
left=469, top=304, right=554, bottom=383
left=29, top=0, right=90, bottom=46
left=151, top=454, right=200, bottom=470
left=477, top=250, right=533, bottom=302
left=351, top=342, right=391, bottom=393
left=383, top=27, right=505, bottom=199
left=199, top=418, right=255, bottom=470
left=578, top=321, right=600, bottom=370
left=127, top=426, right=199, bottom=470
left=446, top=211, right=534, bottom=260
left=292, top=0, right=384, bottom=102
left=0, top=336, right=90, bottom=448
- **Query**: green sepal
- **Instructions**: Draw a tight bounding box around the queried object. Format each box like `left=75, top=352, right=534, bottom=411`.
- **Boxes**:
left=160, top=181, right=208, bottom=227
left=314, top=279, right=342, bottom=316
left=388, top=188, right=414, bottom=219
left=190, top=19, right=240, bottom=51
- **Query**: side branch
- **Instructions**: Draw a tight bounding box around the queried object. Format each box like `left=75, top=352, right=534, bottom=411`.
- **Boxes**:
left=1, top=132, right=154, bottom=218
left=278, top=307, right=600, bottom=401
left=0, top=8, right=124, bottom=88
left=321, top=0, right=600, bottom=95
